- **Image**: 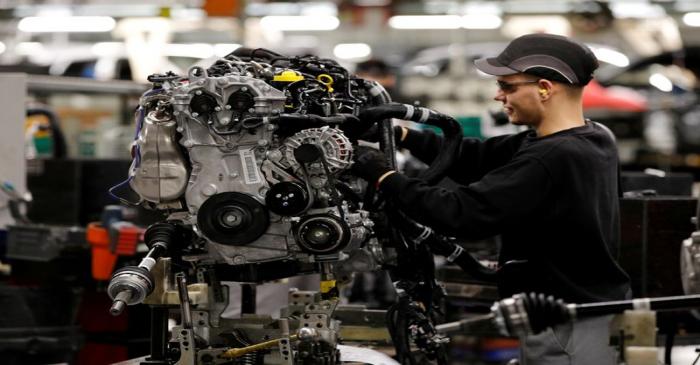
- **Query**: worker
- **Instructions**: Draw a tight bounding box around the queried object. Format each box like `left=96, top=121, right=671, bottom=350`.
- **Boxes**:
left=352, top=33, right=631, bottom=365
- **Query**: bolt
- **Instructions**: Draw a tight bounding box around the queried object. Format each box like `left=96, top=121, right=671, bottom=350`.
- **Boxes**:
left=192, top=112, right=199, bottom=117
left=195, top=90, right=203, bottom=95
left=241, top=86, right=248, bottom=92
left=225, top=105, right=232, bottom=110
left=202, top=184, right=217, bottom=196
left=214, top=106, right=222, bottom=111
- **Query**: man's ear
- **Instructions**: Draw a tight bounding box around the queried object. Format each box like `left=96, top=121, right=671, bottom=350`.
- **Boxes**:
left=537, top=79, right=554, bottom=100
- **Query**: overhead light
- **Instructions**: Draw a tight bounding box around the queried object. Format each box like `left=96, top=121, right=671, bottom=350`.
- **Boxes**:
left=333, top=43, right=371, bottom=60
left=15, top=42, right=44, bottom=56
left=649, top=73, right=673, bottom=92
left=259, top=15, right=340, bottom=31
left=214, top=43, right=242, bottom=57
left=0, top=42, right=5, bottom=55
left=388, top=15, right=462, bottom=29
left=683, top=12, right=700, bottom=27
left=18, top=16, right=116, bottom=33
left=590, top=47, right=629, bottom=67
left=462, top=14, right=502, bottom=29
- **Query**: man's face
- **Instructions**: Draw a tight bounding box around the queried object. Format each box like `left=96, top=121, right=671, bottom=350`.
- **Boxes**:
left=493, top=74, right=543, bottom=127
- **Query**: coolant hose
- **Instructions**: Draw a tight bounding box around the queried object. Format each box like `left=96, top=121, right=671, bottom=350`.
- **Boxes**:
left=359, top=103, right=462, bottom=184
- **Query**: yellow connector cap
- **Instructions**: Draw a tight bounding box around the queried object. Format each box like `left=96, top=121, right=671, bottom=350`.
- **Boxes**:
left=273, top=70, right=304, bottom=82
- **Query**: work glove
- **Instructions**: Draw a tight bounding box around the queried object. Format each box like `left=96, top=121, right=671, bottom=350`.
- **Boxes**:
left=352, top=146, right=393, bottom=185
left=358, top=124, right=406, bottom=145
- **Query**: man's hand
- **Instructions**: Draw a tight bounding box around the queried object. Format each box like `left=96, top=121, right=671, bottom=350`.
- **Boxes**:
left=359, top=125, right=407, bottom=145
left=352, top=146, right=393, bottom=185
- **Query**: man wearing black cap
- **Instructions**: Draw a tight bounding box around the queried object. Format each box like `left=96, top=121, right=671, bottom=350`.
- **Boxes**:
left=353, top=33, right=631, bottom=364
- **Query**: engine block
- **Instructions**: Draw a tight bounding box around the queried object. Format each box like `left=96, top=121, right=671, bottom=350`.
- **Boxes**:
left=128, top=49, right=389, bottom=268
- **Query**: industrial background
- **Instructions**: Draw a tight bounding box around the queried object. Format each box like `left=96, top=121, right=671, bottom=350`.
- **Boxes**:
left=2, top=1, right=700, bottom=365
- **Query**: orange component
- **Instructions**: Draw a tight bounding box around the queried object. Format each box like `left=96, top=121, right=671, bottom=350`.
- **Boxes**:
left=87, top=223, right=143, bottom=281
left=203, top=0, right=242, bottom=17
left=480, top=337, right=520, bottom=350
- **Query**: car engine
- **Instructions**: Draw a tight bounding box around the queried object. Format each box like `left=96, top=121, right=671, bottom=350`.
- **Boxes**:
left=127, top=48, right=391, bottom=268
left=106, top=48, right=402, bottom=365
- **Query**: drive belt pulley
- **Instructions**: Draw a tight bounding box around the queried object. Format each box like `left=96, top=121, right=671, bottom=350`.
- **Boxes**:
left=197, top=192, right=269, bottom=245
left=293, top=214, right=350, bottom=254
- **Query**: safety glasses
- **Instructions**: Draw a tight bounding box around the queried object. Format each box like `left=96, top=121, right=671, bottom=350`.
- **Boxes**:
left=497, top=80, right=539, bottom=93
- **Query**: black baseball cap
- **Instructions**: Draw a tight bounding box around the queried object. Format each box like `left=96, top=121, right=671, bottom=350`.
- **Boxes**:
left=474, top=33, right=599, bottom=86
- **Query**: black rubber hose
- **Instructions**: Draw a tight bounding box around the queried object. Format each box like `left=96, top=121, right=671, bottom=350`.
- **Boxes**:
left=379, top=118, right=397, bottom=171
left=429, top=237, right=498, bottom=282
left=364, top=80, right=392, bottom=106
left=230, top=47, right=284, bottom=62
left=391, top=211, right=497, bottom=282
left=358, top=103, right=462, bottom=184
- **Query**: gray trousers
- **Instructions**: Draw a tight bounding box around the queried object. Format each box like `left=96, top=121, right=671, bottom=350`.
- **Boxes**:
left=519, top=315, right=618, bottom=365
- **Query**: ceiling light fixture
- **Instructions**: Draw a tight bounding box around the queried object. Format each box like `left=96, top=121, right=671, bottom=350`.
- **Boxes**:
left=388, top=15, right=462, bottom=29
left=683, top=12, right=700, bottom=27
left=333, top=43, right=372, bottom=60
left=589, top=47, right=630, bottom=67
left=18, top=16, right=116, bottom=33
left=649, top=73, right=673, bottom=92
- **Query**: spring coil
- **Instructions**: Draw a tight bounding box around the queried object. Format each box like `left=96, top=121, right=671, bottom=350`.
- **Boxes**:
left=239, top=352, right=257, bottom=365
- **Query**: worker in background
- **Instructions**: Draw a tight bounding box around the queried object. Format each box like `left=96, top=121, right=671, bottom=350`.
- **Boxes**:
left=355, top=58, right=398, bottom=97
left=352, top=33, right=631, bottom=365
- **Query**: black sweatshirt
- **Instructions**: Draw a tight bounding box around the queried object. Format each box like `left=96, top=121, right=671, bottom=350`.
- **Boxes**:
left=380, top=122, right=631, bottom=303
